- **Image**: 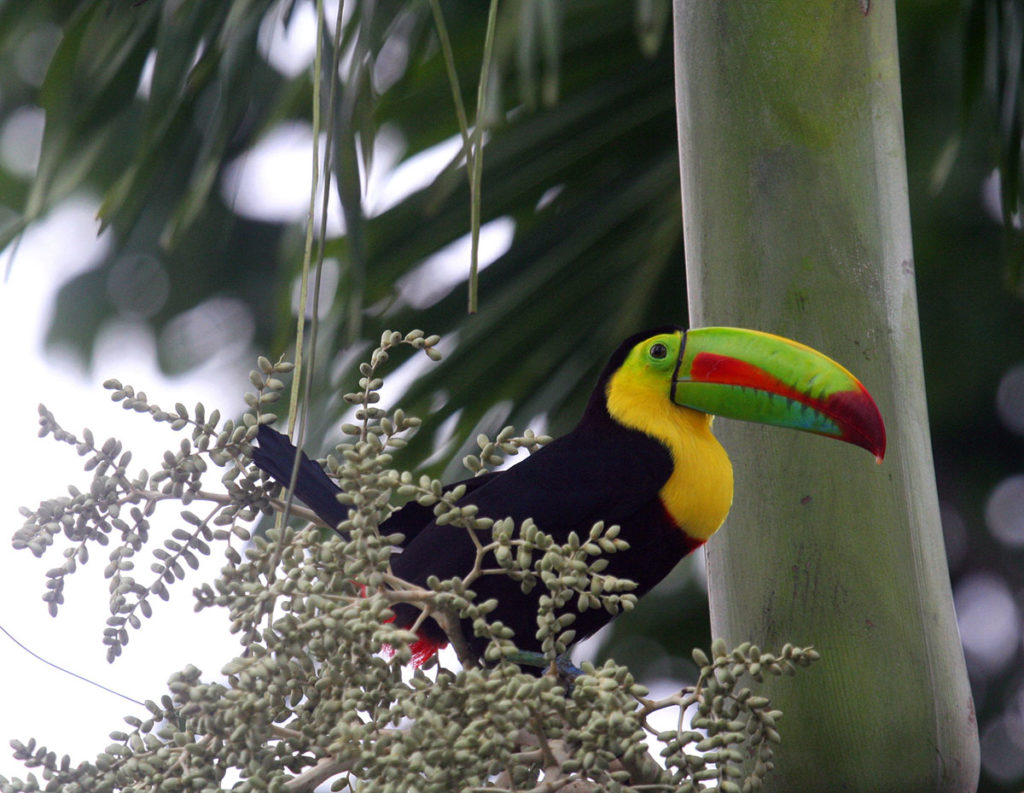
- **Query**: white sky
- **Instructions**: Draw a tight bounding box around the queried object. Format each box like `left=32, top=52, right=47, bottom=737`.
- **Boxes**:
left=0, top=200, right=248, bottom=780
left=0, top=4, right=325, bottom=777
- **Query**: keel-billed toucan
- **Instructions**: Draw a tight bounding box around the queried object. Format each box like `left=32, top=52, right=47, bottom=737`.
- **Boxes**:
left=252, top=326, right=885, bottom=665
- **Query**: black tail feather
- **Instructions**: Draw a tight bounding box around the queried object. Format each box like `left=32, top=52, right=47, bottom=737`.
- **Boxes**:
left=252, top=424, right=347, bottom=531
left=254, top=424, right=505, bottom=545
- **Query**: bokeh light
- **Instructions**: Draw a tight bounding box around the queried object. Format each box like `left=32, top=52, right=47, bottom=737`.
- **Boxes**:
left=981, top=709, right=1024, bottom=783
left=13, top=22, right=59, bottom=87
left=220, top=121, right=345, bottom=231
left=258, top=0, right=318, bottom=78
left=291, top=257, right=341, bottom=320
left=107, top=253, right=171, bottom=320
left=0, top=105, right=43, bottom=177
left=986, top=474, right=1024, bottom=547
left=996, top=363, right=1024, bottom=436
left=954, top=572, right=1021, bottom=676
left=395, top=217, right=516, bottom=309
left=158, top=297, right=256, bottom=373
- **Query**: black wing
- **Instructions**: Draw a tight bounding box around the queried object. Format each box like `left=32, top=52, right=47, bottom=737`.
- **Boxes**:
left=388, top=418, right=679, bottom=655
left=391, top=418, right=673, bottom=586
left=380, top=471, right=501, bottom=544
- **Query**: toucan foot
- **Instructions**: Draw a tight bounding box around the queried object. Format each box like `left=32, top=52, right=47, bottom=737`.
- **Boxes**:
left=506, top=649, right=547, bottom=669
left=506, top=650, right=582, bottom=683
left=555, top=653, right=583, bottom=680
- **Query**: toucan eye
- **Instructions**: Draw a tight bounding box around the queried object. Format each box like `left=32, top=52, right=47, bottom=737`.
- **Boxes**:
left=649, top=342, right=668, bottom=359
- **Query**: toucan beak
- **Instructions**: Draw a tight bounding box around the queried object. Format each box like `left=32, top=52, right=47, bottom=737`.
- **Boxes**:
left=671, top=327, right=886, bottom=461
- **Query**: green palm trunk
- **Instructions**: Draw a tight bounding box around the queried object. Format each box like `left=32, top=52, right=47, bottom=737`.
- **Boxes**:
left=671, top=2, right=979, bottom=790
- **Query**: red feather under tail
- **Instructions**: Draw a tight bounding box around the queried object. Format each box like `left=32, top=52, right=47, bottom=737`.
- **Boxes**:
left=408, top=634, right=449, bottom=666
left=355, top=581, right=448, bottom=665
left=381, top=614, right=449, bottom=666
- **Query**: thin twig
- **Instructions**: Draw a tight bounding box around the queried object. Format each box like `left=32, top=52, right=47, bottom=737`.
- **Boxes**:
left=467, top=0, right=502, bottom=314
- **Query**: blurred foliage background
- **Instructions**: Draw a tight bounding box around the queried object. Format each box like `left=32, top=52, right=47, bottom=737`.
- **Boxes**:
left=1, top=0, right=1023, bottom=788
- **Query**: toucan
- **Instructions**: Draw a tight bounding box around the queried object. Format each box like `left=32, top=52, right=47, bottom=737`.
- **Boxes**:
left=252, top=326, right=885, bottom=666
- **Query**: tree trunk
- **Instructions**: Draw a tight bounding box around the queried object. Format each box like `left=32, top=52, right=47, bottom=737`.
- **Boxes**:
left=671, top=2, right=979, bottom=791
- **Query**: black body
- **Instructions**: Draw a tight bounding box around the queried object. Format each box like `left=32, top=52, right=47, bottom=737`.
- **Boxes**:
left=251, top=328, right=702, bottom=661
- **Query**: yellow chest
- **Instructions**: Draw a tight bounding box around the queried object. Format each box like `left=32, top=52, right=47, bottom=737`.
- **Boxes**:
left=606, top=371, right=734, bottom=542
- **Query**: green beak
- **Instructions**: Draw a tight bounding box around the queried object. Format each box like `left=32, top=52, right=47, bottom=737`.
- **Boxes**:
left=671, top=327, right=886, bottom=460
